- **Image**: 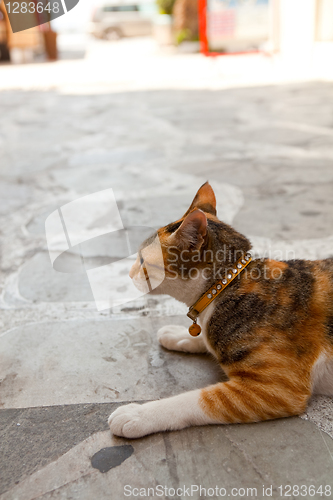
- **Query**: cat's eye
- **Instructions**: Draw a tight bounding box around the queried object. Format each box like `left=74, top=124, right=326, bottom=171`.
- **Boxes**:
left=139, top=255, right=144, bottom=266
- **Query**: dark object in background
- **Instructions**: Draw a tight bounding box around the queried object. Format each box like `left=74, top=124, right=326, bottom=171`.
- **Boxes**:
left=173, top=0, right=199, bottom=42
left=0, top=42, right=10, bottom=61
left=0, top=1, right=10, bottom=61
left=43, top=30, right=58, bottom=60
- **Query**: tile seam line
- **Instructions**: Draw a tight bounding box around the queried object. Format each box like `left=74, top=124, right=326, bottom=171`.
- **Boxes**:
left=0, top=309, right=187, bottom=339
left=0, top=399, right=154, bottom=410
left=1, top=470, right=96, bottom=500
left=0, top=317, right=142, bottom=339
left=319, top=430, right=333, bottom=464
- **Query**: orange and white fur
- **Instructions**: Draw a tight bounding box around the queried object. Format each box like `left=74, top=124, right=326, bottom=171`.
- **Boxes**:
left=108, top=183, right=333, bottom=438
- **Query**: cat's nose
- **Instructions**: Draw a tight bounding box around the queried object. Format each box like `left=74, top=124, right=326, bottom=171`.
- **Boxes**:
left=129, top=265, right=135, bottom=279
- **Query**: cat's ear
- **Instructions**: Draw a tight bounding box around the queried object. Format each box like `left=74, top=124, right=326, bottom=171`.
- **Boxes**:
left=171, top=209, right=207, bottom=250
left=184, top=182, right=217, bottom=217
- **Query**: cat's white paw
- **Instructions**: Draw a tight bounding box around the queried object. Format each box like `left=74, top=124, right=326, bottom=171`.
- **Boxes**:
left=157, top=325, right=206, bottom=353
left=109, top=391, right=211, bottom=438
left=108, top=404, right=151, bottom=438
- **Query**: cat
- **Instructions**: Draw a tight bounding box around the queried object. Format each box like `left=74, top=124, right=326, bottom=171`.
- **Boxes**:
left=108, top=182, right=333, bottom=438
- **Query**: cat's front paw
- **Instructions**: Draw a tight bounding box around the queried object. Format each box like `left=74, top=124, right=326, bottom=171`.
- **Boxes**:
left=158, top=325, right=206, bottom=353
left=108, top=404, right=151, bottom=439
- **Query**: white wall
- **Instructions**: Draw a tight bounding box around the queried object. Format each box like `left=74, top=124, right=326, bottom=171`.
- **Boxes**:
left=52, top=0, right=98, bottom=32
left=317, top=0, right=333, bottom=40
left=279, top=0, right=316, bottom=58
left=274, top=0, right=333, bottom=77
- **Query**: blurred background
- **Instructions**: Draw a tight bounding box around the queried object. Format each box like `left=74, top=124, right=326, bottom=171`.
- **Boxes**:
left=0, top=0, right=333, bottom=72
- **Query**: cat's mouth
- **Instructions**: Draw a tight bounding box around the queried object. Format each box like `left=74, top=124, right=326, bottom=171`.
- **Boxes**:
left=131, top=273, right=152, bottom=292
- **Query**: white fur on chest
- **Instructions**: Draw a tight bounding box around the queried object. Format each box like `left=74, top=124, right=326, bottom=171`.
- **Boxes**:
left=198, top=302, right=217, bottom=358
left=311, top=352, right=333, bottom=396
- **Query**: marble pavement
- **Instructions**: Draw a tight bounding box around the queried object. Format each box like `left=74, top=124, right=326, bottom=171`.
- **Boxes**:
left=0, top=37, right=333, bottom=499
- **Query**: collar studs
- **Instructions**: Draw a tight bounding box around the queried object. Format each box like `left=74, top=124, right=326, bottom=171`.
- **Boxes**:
left=187, top=254, right=253, bottom=336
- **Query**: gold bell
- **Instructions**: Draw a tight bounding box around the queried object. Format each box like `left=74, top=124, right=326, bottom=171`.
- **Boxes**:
left=189, top=322, right=201, bottom=336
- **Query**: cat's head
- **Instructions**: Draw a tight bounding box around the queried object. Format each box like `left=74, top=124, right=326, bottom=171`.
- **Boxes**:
left=129, top=182, right=251, bottom=305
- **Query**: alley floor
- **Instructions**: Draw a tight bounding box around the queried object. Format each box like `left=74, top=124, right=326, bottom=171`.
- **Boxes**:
left=0, top=36, right=333, bottom=499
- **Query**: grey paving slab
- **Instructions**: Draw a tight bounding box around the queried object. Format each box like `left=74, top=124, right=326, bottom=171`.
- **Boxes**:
left=0, top=316, right=224, bottom=408
left=233, top=180, right=333, bottom=241
left=0, top=181, right=32, bottom=216
left=0, top=402, right=121, bottom=495
left=48, top=165, right=242, bottom=227
left=24, top=189, right=240, bottom=238
left=176, top=156, right=333, bottom=241
left=1, top=410, right=332, bottom=500
left=18, top=252, right=94, bottom=302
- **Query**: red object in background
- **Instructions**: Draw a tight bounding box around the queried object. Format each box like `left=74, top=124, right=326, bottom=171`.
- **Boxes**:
left=198, top=0, right=209, bottom=55
left=198, top=0, right=263, bottom=57
left=199, top=0, right=234, bottom=56
left=209, top=10, right=235, bottom=37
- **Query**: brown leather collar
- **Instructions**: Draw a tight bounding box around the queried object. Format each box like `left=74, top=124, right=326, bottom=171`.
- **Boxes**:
left=187, top=253, right=252, bottom=336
